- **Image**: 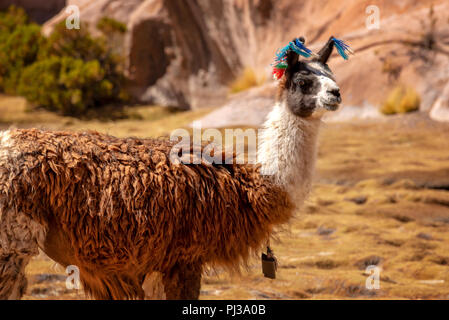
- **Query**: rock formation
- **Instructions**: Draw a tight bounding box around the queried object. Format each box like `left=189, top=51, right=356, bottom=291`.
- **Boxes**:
left=37, top=0, right=449, bottom=120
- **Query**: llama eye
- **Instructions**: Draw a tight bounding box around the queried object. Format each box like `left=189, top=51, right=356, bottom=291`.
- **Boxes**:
left=299, top=80, right=310, bottom=88
left=299, top=80, right=312, bottom=93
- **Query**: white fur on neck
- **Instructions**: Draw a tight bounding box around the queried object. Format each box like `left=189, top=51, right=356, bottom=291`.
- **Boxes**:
left=257, top=101, right=321, bottom=204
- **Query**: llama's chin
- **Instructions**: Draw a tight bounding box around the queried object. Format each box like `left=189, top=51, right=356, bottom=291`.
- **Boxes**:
left=310, top=102, right=340, bottom=118
left=323, top=103, right=340, bottom=111
left=315, top=98, right=341, bottom=114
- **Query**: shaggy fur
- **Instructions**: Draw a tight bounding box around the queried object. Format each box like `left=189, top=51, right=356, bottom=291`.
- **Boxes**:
left=0, top=129, right=293, bottom=299
left=0, top=36, right=343, bottom=300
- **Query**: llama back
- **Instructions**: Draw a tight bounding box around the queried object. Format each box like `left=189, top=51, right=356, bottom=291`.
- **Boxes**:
left=0, top=128, right=294, bottom=271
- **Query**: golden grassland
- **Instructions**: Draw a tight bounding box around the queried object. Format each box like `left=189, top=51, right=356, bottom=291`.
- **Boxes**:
left=201, top=119, right=449, bottom=300
left=1, top=95, right=448, bottom=300
left=0, top=95, right=214, bottom=138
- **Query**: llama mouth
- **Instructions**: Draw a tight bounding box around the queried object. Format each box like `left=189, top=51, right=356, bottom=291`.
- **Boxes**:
left=323, top=102, right=340, bottom=111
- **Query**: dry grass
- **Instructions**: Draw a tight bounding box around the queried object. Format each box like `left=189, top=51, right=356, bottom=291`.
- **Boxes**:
left=199, top=119, right=449, bottom=300
left=2, top=94, right=448, bottom=300
left=0, top=94, right=215, bottom=138
left=229, top=68, right=265, bottom=94
left=380, top=85, right=420, bottom=115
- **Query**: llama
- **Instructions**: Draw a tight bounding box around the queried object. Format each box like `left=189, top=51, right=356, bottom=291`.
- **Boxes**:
left=0, top=36, right=348, bottom=300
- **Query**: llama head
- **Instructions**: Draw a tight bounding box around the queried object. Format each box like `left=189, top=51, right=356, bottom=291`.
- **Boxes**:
left=277, top=36, right=346, bottom=118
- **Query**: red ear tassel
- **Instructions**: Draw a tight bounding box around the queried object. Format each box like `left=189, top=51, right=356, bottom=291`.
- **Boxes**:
left=272, top=68, right=285, bottom=80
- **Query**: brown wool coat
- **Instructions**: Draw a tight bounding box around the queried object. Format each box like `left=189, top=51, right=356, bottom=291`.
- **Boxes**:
left=0, top=129, right=294, bottom=299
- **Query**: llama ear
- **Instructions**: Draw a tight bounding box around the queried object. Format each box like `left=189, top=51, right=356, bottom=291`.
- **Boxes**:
left=286, top=37, right=305, bottom=67
left=272, top=37, right=309, bottom=80
left=315, top=36, right=335, bottom=64
left=284, top=49, right=299, bottom=83
left=286, top=48, right=299, bottom=67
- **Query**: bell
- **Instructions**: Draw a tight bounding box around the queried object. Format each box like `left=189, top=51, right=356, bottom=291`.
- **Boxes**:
left=261, top=246, right=277, bottom=279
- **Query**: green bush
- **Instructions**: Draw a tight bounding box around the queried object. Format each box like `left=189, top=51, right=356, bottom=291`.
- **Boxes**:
left=35, top=22, right=127, bottom=115
left=0, top=6, right=127, bottom=115
left=97, top=17, right=127, bottom=34
left=39, top=22, right=107, bottom=61
left=0, top=5, right=28, bottom=33
left=0, top=7, right=44, bottom=93
left=18, top=56, right=122, bottom=115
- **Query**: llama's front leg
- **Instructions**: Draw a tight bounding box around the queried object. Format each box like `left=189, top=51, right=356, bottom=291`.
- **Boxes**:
left=142, top=271, right=167, bottom=300
left=0, top=254, right=30, bottom=299
left=142, top=263, right=202, bottom=300
left=0, top=210, right=46, bottom=299
left=162, top=263, right=202, bottom=300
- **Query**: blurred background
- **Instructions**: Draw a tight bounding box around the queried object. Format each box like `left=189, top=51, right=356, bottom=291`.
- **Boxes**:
left=0, top=0, right=448, bottom=299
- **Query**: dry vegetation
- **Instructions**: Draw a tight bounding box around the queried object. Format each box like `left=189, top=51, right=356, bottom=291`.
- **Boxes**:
left=0, top=94, right=214, bottom=138
left=200, top=117, right=449, bottom=300
left=1, top=95, right=448, bottom=300
left=380, top=85, right=421, bottom=115
left=229, top=68, right=265, bottom=94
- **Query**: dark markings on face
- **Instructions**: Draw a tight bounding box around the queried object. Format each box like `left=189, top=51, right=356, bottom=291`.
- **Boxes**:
left=284, top=61, right=337, bottom=117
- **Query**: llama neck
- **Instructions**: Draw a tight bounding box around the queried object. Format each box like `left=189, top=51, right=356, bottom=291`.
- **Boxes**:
left=257, top=101, right=321, bottom=204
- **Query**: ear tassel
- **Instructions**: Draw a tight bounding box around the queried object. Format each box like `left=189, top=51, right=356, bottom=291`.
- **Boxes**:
left=272, top=38, right=312, bottom=80
left=272, top=62, right=287, bottom=80
left=331, top=37, right=354, bottom=60
left=274, top=39, right=312, bottom=61
left=271, top=36, right=353, bottom=80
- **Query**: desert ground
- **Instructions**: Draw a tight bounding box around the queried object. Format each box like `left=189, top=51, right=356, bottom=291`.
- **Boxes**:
left=2, top=95, right=448, bottom=300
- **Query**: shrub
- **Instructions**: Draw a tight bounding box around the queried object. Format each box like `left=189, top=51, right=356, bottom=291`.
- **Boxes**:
left=380, top=85, right=420, bottom=115
left=229, top=68, right=264, bottom=94
left=96, top=17, right=127, bottom=34
left=40, top=22, right=109, bottom=61
left=18, top=56, right=122, bottom=116
left=39, top=21, right=126, bottom=99
left=0, top=7, right=127, bottom=116
left=0, top=7, right=44, bottom=93
left=0, top=5, right=28, bottom=33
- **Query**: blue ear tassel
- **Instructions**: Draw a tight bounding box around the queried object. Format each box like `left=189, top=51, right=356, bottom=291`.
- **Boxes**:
left=272, top=38, right=313, bottom=79
left=275, top=38, right=312, bottom=63
left=292, top=38, right=313, bottom=57
left=331, top=37, right=354, bottom=60
left=272, top=37, right=352, bottom=80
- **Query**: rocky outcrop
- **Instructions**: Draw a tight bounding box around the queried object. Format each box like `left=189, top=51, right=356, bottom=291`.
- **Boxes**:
left=195, top=0, right=449, bottom=126
left=42, top=0, right=449, bottom=117
left=43, top=0, right=281, bottom=109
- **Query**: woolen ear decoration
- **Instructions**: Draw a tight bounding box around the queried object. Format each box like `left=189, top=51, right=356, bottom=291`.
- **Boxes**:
left=331, top=37, right=354, bottom=60
left=271, top=37, right=353, bottom=80
left=272, top=37, right=312, bottom=80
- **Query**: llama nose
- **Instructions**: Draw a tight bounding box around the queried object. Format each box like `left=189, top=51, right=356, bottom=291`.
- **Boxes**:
left=328, top=89, right=340, bottom=98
